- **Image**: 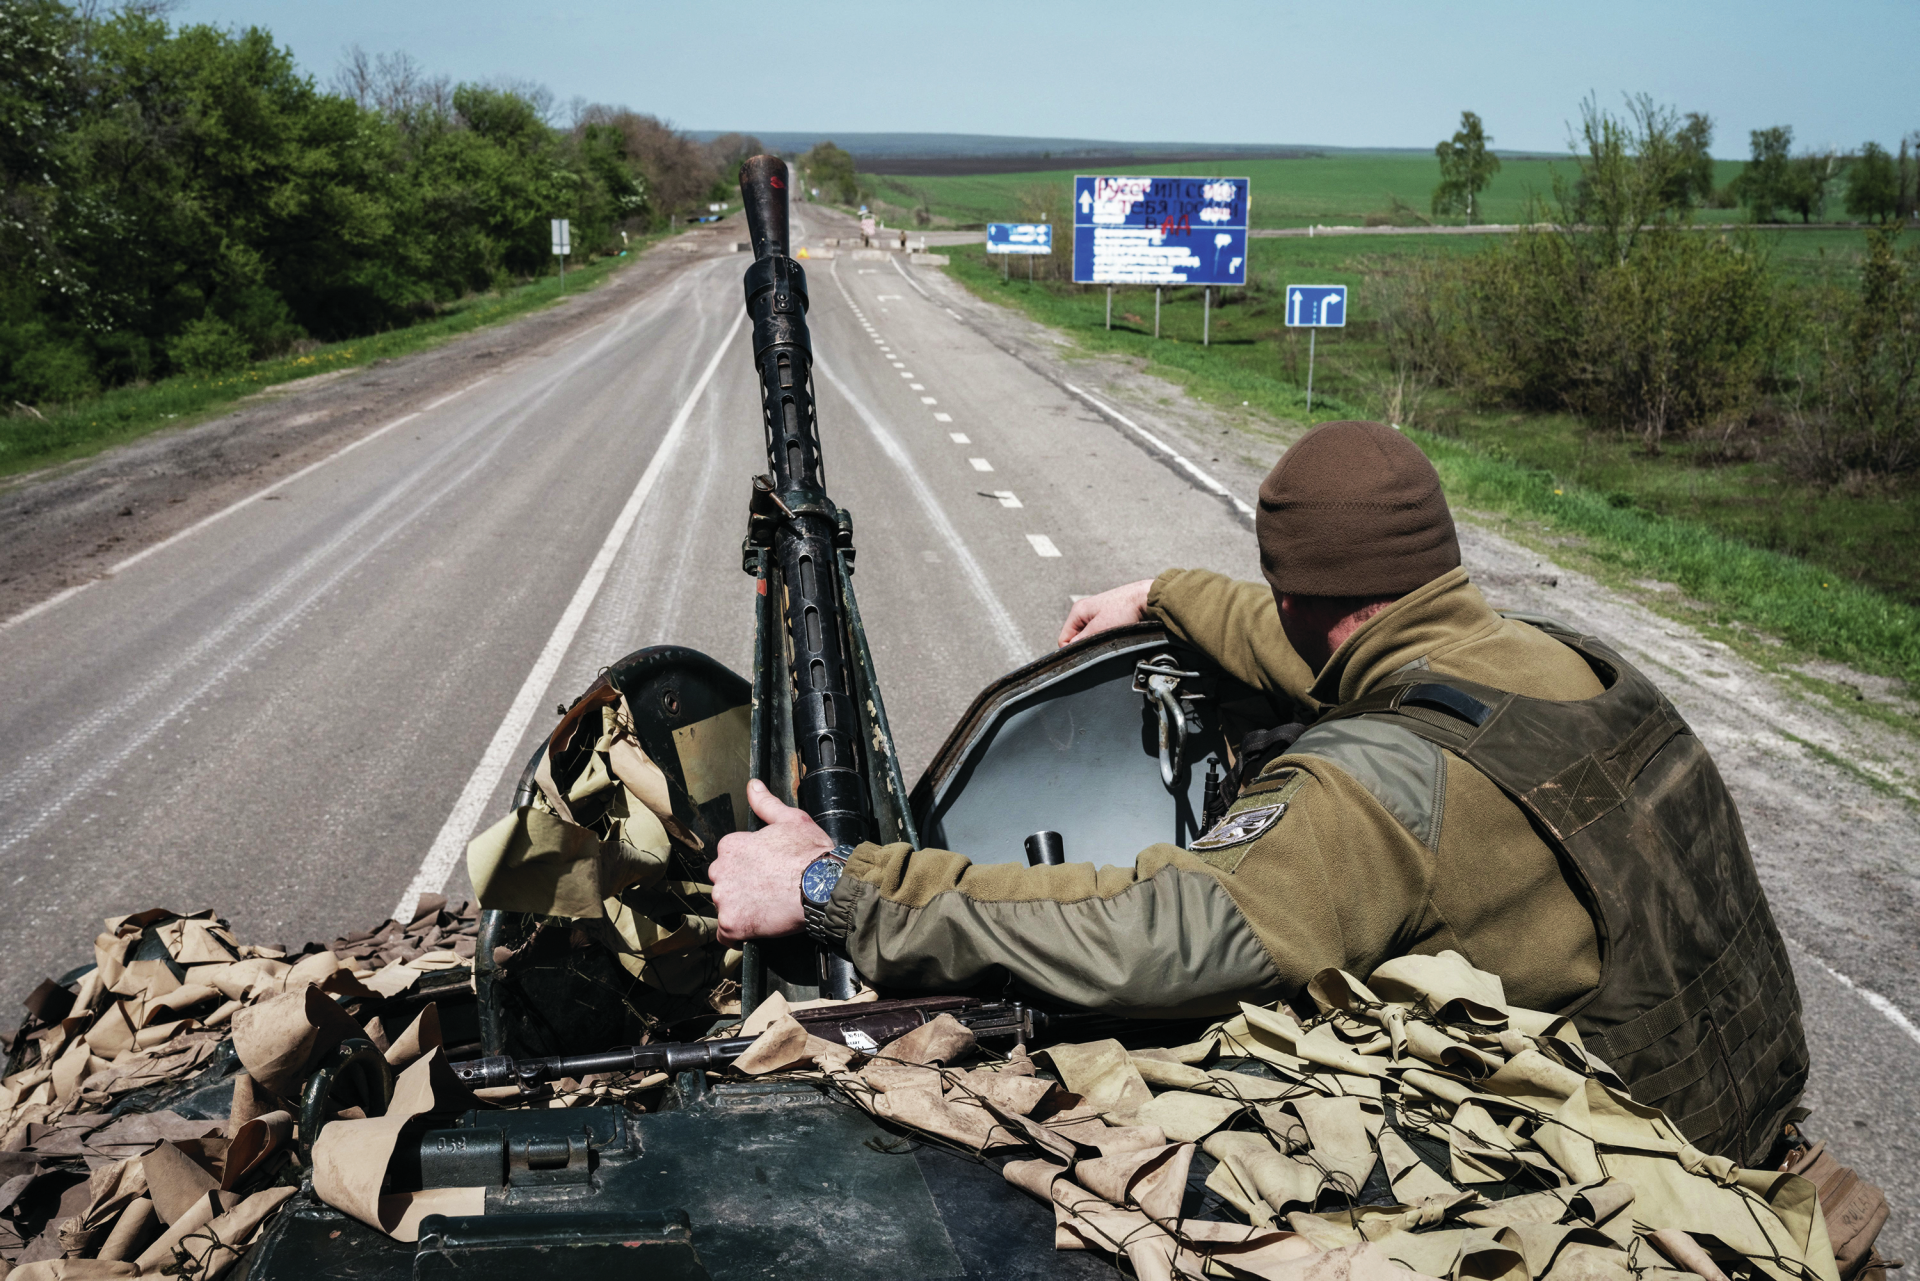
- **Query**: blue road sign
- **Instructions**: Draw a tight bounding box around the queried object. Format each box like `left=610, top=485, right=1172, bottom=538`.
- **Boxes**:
left=1073, top=176, right=1249, bottom=286
left=1285, top=284, right=1347, bottom=327
left=987, top=223, right=1053, bottom=255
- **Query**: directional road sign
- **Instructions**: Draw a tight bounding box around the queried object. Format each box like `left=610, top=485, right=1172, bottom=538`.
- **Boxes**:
left=1073, top=176, right=1249, bottom=286
left=1285, top=284, right=1346, bottom=327
left=986, top=223, right=1053, bottom=255
left=550, top=219, right=571, bottom=256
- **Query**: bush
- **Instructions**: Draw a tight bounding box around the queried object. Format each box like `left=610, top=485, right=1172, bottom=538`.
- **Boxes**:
left=8, top=337, right=97, bottom=404
left=1388, top=98, right=1780, bottom=450
left=1791, top=229, right=1920, bottom=477
left=167, top=316, right=252, bottom=376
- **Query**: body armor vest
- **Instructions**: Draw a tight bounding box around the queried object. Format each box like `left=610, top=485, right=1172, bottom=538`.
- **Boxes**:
left=1319, top=617, right=1808, bottom=1166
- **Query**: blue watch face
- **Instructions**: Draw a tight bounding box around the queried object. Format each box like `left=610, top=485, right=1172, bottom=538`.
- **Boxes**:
left=800, top=856, right=844, bottom=906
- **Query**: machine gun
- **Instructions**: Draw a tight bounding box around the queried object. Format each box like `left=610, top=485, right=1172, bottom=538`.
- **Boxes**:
left=449, top=995, right=1142, bottom=1091
left=734, top=154, right=915, bottom=1003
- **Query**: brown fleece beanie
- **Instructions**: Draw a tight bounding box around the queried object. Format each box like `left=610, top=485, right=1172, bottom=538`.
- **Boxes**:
left=1257, top=420, right=1460, bottom=597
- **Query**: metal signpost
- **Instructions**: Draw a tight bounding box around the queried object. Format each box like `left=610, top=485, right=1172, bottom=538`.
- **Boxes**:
left=986, top=223, right=1051, bottom=282
left=1073, top=176, right=1248, bottom=344
left=551, top=218, right=571, bottom=287
left=1285, top=284, right=1347, bottom=410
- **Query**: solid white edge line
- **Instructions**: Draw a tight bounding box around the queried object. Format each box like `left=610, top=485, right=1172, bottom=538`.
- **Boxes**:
left=889, top=254, right=933, bottom=301
left=884, top=248, right=1254, bottom=524
left=1783, top=935, right=1920, bottom=1051
left=388, top=309, right=745, bottom=921
left=1062, top=382, right=1256, bottom=517
left=0, top=373, right=500, bottom=634
left=883, top=250, right=1920, bottom=1057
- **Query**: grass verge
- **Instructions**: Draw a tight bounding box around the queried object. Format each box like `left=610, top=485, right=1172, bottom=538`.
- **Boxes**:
left=938, top=245, right=1920, bottom=694
left=0, top=236, right=664, bottom=481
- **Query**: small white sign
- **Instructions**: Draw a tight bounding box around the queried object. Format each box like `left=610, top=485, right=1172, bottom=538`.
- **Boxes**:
left=708, top=202, right=722, bottom=213
left=550, top=218, right=571, bottom=255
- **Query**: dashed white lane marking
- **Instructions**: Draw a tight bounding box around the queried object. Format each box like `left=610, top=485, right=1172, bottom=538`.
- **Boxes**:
left=391, top=308, right=747, bottom=918
left=969, top=458, right=994, bottom=472
left=990, top=491, right=1022, bottom=508
left=1027, top=534, right=1061, bottom=557
left=949, top=433, right=971, bottom=444
left=1061, top=383, right=1255, bottom=519
left=920, top=396, right=938, bottom=405
left=910, top=384, right=926, bottom=391
left=945, top=308, right=962, bottom=319
left=898, top=372, right=913, bottom=379
left=815, top=355, right=1026, bottom=663
left=933, top=412, right=953, bottom=423
left=1785, top=935, right=1920, bottom=1051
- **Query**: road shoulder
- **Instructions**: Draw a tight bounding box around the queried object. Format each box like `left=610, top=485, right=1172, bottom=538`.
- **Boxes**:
left=0, top=233, right=739, bottom=625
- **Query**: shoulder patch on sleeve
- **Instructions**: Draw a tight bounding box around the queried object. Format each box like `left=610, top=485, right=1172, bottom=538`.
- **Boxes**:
left=1189, top=771, right=1306, bottom=871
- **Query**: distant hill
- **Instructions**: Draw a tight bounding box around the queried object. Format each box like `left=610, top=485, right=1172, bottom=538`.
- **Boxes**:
left=686, top=131, right=1557, bottom=176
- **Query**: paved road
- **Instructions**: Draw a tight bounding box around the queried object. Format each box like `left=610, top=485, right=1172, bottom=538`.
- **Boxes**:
left=0, top=207, right=1252, bottom=984
left=0, top=204, right=1912, bottom=1257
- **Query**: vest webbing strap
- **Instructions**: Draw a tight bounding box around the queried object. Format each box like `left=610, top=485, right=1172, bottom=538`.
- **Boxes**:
left=1599, top=894, right=1778, bottom=1061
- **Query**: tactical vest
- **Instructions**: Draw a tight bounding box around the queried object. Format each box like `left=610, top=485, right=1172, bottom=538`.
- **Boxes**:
left=1306, top=616, right=1808, bottom=1166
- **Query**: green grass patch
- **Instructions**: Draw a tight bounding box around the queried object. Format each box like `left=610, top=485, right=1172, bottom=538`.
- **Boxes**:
left=868, top=154, right=1753, bottom=230
left=0, top=236, right=666, bottom=480
left=939, top=237, right=1920, bottom=692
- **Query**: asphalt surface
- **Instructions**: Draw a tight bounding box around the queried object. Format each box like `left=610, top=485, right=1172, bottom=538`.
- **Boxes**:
left=0, top=205, right=1913, bottom=1257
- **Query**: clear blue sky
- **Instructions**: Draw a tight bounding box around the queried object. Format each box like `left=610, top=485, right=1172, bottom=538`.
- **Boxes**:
left=183, top=0, right=1915, bottom=155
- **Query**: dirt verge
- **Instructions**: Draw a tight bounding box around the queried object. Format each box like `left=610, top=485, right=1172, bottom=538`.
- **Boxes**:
left=0, top=231, right=739, bottom=625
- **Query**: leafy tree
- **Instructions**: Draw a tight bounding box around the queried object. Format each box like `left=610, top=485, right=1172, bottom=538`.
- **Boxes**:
left=705, top=132, right=763, bottom=192
left=1782, top=152, right=1841, bottom=223
left=801, top=141, right=859, bottom=207
left=1673, top=112, right=1716, bottom=207
left=1846, top=142, right=1899, bottom=224
left=0, top=1, right=689, bottom=408
left=1432, top=111, right=1500, bottom=223
left=1734, top=126, right=1794, bottom=221
left=1395, top=98, right=1777, bottom=452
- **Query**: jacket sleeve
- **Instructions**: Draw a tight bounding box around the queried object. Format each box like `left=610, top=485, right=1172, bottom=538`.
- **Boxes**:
left=1147, top=569, right=1317, bottom=705
left=817, top=843, right=1280, bottom=1019
left=818, top=759, right=1435, bottom=1016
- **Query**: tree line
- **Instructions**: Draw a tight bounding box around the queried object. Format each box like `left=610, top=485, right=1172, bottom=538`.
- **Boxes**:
left=1397, top=98, right=1919, bottom=479
left=1433, top=103, right=1919, bottom=226
left=0, top=1, right=760, bottom=408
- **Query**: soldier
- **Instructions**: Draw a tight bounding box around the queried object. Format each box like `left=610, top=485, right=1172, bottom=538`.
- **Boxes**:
left=710, top=419, right=1807, bottom=1165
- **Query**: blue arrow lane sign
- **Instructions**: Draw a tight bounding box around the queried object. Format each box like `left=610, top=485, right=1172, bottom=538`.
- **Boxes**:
left=1286, top=284, right=1346, bottom=327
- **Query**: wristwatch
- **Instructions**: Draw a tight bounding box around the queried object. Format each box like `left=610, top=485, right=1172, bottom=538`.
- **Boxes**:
left=800, top=844, right=855, bottom=942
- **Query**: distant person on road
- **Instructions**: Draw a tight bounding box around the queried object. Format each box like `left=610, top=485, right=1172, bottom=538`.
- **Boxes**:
left=710, top=419, right=1807, bottom=1165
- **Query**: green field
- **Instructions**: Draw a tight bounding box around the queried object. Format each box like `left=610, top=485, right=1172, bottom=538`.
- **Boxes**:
left=865, top=154, right=1753, bottom=229
left=935, top=223, right=1920, bottom=694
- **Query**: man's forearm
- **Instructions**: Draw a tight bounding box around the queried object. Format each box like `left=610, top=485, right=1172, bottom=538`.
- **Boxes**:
left=819, top=843, right=1280, bottom=1019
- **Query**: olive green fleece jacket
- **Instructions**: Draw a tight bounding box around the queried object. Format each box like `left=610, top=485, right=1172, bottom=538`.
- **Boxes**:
left=819, top=566, right=1607, bottom=1017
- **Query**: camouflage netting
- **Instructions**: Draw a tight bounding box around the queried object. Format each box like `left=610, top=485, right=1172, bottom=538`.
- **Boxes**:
left=729, top=952, right=1850, bottom=1281
left=0, top=905, right=1871, bottom=1281
left=0, top=900, right=478, bottom=1278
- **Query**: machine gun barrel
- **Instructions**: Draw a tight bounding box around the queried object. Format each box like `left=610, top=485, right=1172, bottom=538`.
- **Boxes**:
left=449, top=996, right=1147, bottom=1092
left=738, top=155, right=870, bottom=851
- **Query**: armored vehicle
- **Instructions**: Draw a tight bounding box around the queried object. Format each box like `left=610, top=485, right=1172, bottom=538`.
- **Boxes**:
left=0, top=159, right=1882, bottom=1281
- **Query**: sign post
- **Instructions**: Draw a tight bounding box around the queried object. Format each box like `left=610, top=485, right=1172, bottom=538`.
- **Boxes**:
left=1073, top=175, right=1248, bottom=341
left=1284, top=284, right=1347, bottom=410
left=550, top=218, right=571, bottom=288
left=987, top=223, right=1051, bottom=285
